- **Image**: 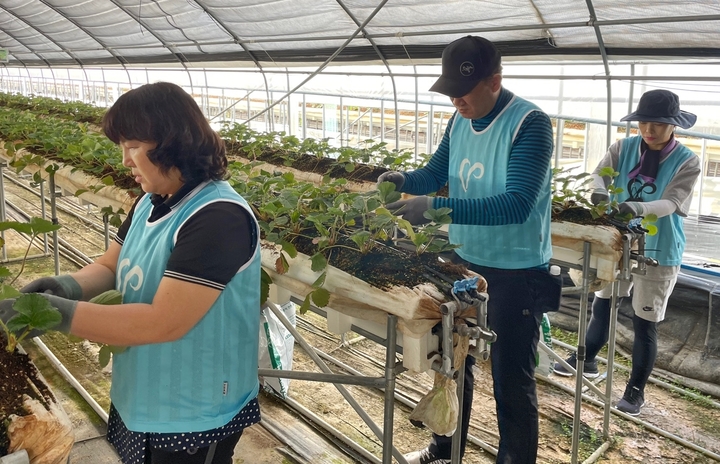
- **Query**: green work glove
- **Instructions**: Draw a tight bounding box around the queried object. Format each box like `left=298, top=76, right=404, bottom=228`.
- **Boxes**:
left=20, top=275, right=83, bottom=299
left=618, top=201, right=642, bottom=218
left=0, top=293, right=78, bottom=337
left=386, top=196, right=433, bottom=225
left=376, top=171, right=405, bottom=191
left=590, top=191, right=610, bottom=206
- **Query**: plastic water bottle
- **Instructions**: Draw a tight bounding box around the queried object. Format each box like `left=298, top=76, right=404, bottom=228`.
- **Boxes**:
left=536, top=313, right=554, bottom=376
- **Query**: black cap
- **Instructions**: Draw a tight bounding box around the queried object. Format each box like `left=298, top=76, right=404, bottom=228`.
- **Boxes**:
left=620, top=89, right=696, bottom=129
left=429, top=36, right=501, bottom=98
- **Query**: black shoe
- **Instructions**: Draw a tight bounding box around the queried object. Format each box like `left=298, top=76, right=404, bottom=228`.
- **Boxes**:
left=553, top=353, right=600, bottom=378
left=616, top=386, right=644, bottom=416
left=403, top=448, right=450, bottom=464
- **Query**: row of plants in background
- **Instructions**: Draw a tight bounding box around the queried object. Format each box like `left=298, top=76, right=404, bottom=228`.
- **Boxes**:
left=0, top=106, right=134, bottom=191
left=0, top=92, right=106, bottom=125
left=0, top=92, right=431, bottom=184
left=220, top=121, right=430, bottom=175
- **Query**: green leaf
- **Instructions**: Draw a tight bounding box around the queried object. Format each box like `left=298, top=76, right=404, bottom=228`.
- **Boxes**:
left=280, top=240, right=298, bottom=258
left=0, top=221, right=33, bottom=234
left=311, top=271, right=326, bottom=289
left=98, top=345, right=112, bottom=368
left=311, top=288, right=330, bottom=308
left=11, top=293, right=62, bottom=331
left=29, top=216, right=62, bottom=235
left=260, top=269, right=273, bottom=304
left=101, top=175, right=115, bottom=186
left=310, top=253, right=327, bottom=272
left=0, top=284, right=21, bottom=300
left=299, top=295, right=311, bottom=314
left=0, top=267, right=12, bottom=278
left=89, top=289, right=123, bottom=305
left=396, top=218, right=416, bottom=241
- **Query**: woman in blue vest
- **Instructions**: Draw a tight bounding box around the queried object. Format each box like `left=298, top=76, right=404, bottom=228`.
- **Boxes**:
left=4, top=82, right=262, bottom=463
left=554, top=89, right=701, bottom=416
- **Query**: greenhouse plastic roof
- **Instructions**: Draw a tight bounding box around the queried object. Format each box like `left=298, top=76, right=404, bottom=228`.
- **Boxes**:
left=1, top=0, right=720, bottom=68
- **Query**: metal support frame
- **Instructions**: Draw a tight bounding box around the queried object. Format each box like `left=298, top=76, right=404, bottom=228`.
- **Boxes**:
left=259, top=289, right=492, bottom=464
left=259, top=301, right=409, bottom=464
left=547, top=229, right=655, bottom=463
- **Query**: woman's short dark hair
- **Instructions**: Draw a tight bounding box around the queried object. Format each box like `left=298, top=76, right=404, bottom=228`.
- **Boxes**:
left=102, top=82, right=226, bottom=183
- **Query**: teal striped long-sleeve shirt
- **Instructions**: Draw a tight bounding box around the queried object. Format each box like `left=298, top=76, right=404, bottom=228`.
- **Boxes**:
left=401, top=88, right=554, bottom=226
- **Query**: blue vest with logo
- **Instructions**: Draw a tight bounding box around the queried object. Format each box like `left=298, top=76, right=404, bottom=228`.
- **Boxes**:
left=616, top=136, right=694, bottom=266
left=448, top=97, right=552, bottom=269
left=111, top=181, right=261, bottom=433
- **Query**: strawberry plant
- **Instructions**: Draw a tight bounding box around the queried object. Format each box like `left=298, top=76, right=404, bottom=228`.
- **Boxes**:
left=0, top=217, right=63, bottom=352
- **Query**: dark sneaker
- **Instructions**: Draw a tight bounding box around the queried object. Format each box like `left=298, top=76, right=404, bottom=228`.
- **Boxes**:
left=616, top=386, right=645, bottom=416
left=404, top=448, right=450, bottom=464
left=553, top=353, right=600, bottom=378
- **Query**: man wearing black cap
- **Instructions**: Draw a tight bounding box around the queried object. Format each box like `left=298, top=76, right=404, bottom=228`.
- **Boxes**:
left=554, top=89, right=701, bottom=417
left=378, top=36, right=556, bottom=464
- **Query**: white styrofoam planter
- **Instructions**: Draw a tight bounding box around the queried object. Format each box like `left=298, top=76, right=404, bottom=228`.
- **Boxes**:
left=550, top=221, right=624, bottom=282
left=261, top=245, right=485, bottom=372
left=0, top=148, right=134, bottom=213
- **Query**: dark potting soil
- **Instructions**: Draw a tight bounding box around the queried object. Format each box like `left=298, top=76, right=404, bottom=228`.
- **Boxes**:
left=0, top=339, right=55, bottom=455
left=288, top=234, right=469, bottom=292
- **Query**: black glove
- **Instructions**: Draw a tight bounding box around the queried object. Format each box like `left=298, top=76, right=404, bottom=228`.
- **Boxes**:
left=617, top=202, right=642, bottom=217
left=376, top=171, right=405, bottom=191
left=590, top=191, right=610, bottom=206
left=0, top=293, right=78, bottom=337
left=20, top=275, right=82, bottom=299
left=386, top=196, right=432, bottom=225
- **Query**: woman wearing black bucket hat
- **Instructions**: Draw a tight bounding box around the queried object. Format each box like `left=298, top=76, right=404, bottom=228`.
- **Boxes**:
left=554, top=89, right=702, bottom=416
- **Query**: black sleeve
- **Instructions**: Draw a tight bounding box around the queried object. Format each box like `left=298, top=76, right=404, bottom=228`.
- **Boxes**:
left=164, top=202, right=256, bottom=288
left=114, top=194, right=146, bottom=245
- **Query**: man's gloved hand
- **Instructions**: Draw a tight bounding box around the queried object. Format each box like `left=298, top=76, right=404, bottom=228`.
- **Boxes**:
left=590, top=191, right=610, bottom=206
left=617, top=202, right=642, bottom=218
left=386, top=196, right=432, bottom=225
left=376, top=171, right=405, bottom=191
left=20, top=275, right=82, bottom=299
left=0, top=293, right=78, bottom=337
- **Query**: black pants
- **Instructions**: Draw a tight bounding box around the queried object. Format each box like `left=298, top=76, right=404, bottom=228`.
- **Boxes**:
left=430, top=262, right=544, bottom=464
left=148, top=431, right=243, bottom=464
left=586, top=297, right=658, bottom=394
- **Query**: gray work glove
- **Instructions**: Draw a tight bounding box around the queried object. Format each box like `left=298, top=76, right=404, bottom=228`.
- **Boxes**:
left=20, top=275, right=83, bottom=299
left=376, top=171, right=405, bottom=192
left=0, top=293, right=78, bottom=337
left=386, top=196, right=433, bottom=225
left=590, top=191, right=610, bottom=206
left=617, top=201, right=642, bottom=218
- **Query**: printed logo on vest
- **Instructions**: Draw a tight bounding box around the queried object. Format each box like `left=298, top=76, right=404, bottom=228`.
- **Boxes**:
left=459, top=158, right=485, bottom=192
left=642, top=306, right=654, bottom=312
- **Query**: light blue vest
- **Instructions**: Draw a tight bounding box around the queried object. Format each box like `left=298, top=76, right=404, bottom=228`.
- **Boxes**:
left=448, top=97, right=552, bottom=269
left=616, top=136, right=695, bottom=266
left=111, top=181, right=261, bottom=433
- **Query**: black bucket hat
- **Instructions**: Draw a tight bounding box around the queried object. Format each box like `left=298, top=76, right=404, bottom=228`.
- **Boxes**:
left=620, top=89, right=696, bottom=129
left=429, top=36, right=501, bottom=98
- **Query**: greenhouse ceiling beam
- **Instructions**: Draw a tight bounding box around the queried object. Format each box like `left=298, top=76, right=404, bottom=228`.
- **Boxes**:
left=12, top=13, right=718, bottom=56
left=234, top=0, right=390, bottom=125
left=107, top=0, right=191, bottom=69
left=334, top=0, right=400, bottom=150
left=37, top=0, right=129, bottom=70
left=191, top=0, right=272, bottom=128
left=191, top=1, right=263, bottom=70
left=0, top=5, right=67, bottom=69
